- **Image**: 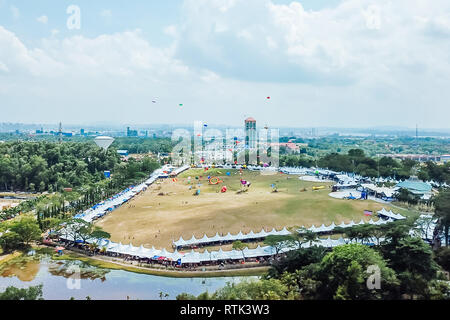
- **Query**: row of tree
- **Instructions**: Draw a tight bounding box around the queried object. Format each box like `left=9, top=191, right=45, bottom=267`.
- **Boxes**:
left=0, top=141, right=120, bottom=192
left=281, top=148, right=450, bottom=185
left=281, top=149, right=418, bottom=180
left=111, top=137, right=175, bottom=155
left=0, top=141, right=163, bottom=193
left=179, top=219, right=450, bottom=300
left=0, top=214, right=111, bottom=254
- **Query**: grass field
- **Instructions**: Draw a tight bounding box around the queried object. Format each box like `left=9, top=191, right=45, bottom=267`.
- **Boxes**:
left=96, top=169, right=411, bottom=249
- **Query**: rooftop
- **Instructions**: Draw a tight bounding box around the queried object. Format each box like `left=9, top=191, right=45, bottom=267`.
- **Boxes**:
left=396, top=178, right=432, bottom=193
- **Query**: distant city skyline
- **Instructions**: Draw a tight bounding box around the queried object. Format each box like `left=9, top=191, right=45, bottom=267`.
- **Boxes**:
left=1, top=0, right=450, bottom=128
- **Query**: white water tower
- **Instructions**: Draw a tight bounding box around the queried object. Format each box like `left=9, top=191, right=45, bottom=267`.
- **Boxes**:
left=94, top=136, right=115, bottom=151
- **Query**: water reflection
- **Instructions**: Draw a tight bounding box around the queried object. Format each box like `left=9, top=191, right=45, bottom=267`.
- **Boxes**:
left=0, top=259, right=41, bottom=282
left=48, top=260, right=109, bottom=282
left=0, top=254, right=254, bottom=300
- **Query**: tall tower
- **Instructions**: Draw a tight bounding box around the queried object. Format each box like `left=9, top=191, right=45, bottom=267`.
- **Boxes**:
left=245, top=117, right=257, bottom=149
left=415, top=124, right=418, bottom=148
left=58, top=122, right=62, bottom=144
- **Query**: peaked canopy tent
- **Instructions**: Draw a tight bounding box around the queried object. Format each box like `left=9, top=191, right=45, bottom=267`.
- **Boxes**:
left=377, top=208, right=406, bottom=220
left=172, top=227, right=293, bottom=248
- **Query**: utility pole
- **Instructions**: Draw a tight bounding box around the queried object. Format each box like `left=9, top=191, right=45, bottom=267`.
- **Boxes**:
left=58, top=122, right=62, bottom=144
left=415, top=124, right=418, bottom=149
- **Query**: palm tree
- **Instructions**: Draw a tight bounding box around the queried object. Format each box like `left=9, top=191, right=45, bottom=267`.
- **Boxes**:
left=88, top=242, right=99, bottom=254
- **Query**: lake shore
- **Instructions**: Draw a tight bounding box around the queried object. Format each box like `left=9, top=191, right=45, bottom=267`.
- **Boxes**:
left=0, top=245, right=269, bottom=279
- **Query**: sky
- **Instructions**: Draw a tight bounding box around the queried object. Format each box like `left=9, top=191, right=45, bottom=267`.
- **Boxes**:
left=0, top=0, right=450, bottom=128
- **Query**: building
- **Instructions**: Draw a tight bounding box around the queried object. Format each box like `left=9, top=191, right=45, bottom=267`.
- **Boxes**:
left=378, top=154, right=441, bottom=162
left=396, top=176, right=432, bottom=198
left=270, top=142, right=300, bottom=154
left=117, top=150, right=129, bottom=157
left=126, top=127, right=138, bottom=137
left=245, top=117, right=257, bottom=149
left=442, top=155, right=450, bottom=163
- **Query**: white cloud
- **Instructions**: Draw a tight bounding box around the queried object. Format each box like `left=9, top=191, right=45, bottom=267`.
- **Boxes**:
left=1, top=0, right=450, bottom=128
left=10, top=5, right=20, bottom=19
left=100, top=9, right=112, bottom=18
left=0, top=61, right=9, bottom=73
left=37, top=15, right=48, bottom=24
left=174, top=0, right=450, bottom=87
left=164, top=25, right=178, bottom=37
left=363, top=5, right=381, bottom=30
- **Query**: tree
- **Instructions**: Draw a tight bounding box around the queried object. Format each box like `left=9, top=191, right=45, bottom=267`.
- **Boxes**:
left=90, top=227, right=111, bottom=243
left=286, top=227, right=310, bottom=249
left=381, top=236, right=439, bottom=298
left=0, top=231, right=22, bottom=253
left=316, top=244, right=399, bottom=300
left=395, top=188, right=419, bottom=205
left=263, top=235, right=291, bottom=257
left=208, top=278, right=294, bottom=300
left=434, top=190, right=450, bottom=246
left=232, top=241, right=247, bottom=261
left=10, top=216, right=42, bottom=246
left=301, top=229, right=320, bottom=247
left=0, top=285, right=44, bottom=300
left=267, top=246, right=327, bottom=278
left=77, top=221, right=95, bottom=244
left=434, top=247, right=450, bottom=271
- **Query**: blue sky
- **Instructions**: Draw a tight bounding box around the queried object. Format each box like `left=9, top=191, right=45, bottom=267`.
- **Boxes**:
left=1, top=0, right=449, bottom=128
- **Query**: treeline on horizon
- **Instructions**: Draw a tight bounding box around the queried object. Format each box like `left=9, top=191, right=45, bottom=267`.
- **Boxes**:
left=280, top=149, right=450, bottom=184
left=1, top=140, right=450, bottom=192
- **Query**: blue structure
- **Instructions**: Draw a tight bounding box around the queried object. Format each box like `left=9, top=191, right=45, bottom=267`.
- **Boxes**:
left=396, top=178, right=432, bottom=196
left=117, top=150, right=129, bottom=156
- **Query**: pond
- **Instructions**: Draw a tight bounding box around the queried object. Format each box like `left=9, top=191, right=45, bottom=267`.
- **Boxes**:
left=0, top=253, right=256, bottom=300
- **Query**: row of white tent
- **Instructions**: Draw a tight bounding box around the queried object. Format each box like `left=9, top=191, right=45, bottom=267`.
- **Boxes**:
left=173, top=227, right=291, bottom=247
left=278, top=166, right=433, bottom=187
left=60, top=235, right=384, bottom=265
left=173, top=210, right=403, bottom=248
left=73, top=165, right=188, bottom=223
left=377, top=208, right=407, bottom=220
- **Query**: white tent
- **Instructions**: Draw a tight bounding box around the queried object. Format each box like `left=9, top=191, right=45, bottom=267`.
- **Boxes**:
left=210, top=232, right=222, bottom=242
left=222, top=232, right=233, bottom=242
left=278, top=227, right=291, bottom=236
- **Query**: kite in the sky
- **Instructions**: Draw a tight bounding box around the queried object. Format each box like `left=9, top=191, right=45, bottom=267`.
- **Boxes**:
left=267, top=97, right=271, bottom=99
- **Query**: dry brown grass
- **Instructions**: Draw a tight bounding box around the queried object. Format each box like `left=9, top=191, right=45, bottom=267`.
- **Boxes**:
left=96, top=169, right=398, bottom=249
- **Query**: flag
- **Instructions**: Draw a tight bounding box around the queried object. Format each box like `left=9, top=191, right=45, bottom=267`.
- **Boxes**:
left=364, top=210, right=373, bottom=216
